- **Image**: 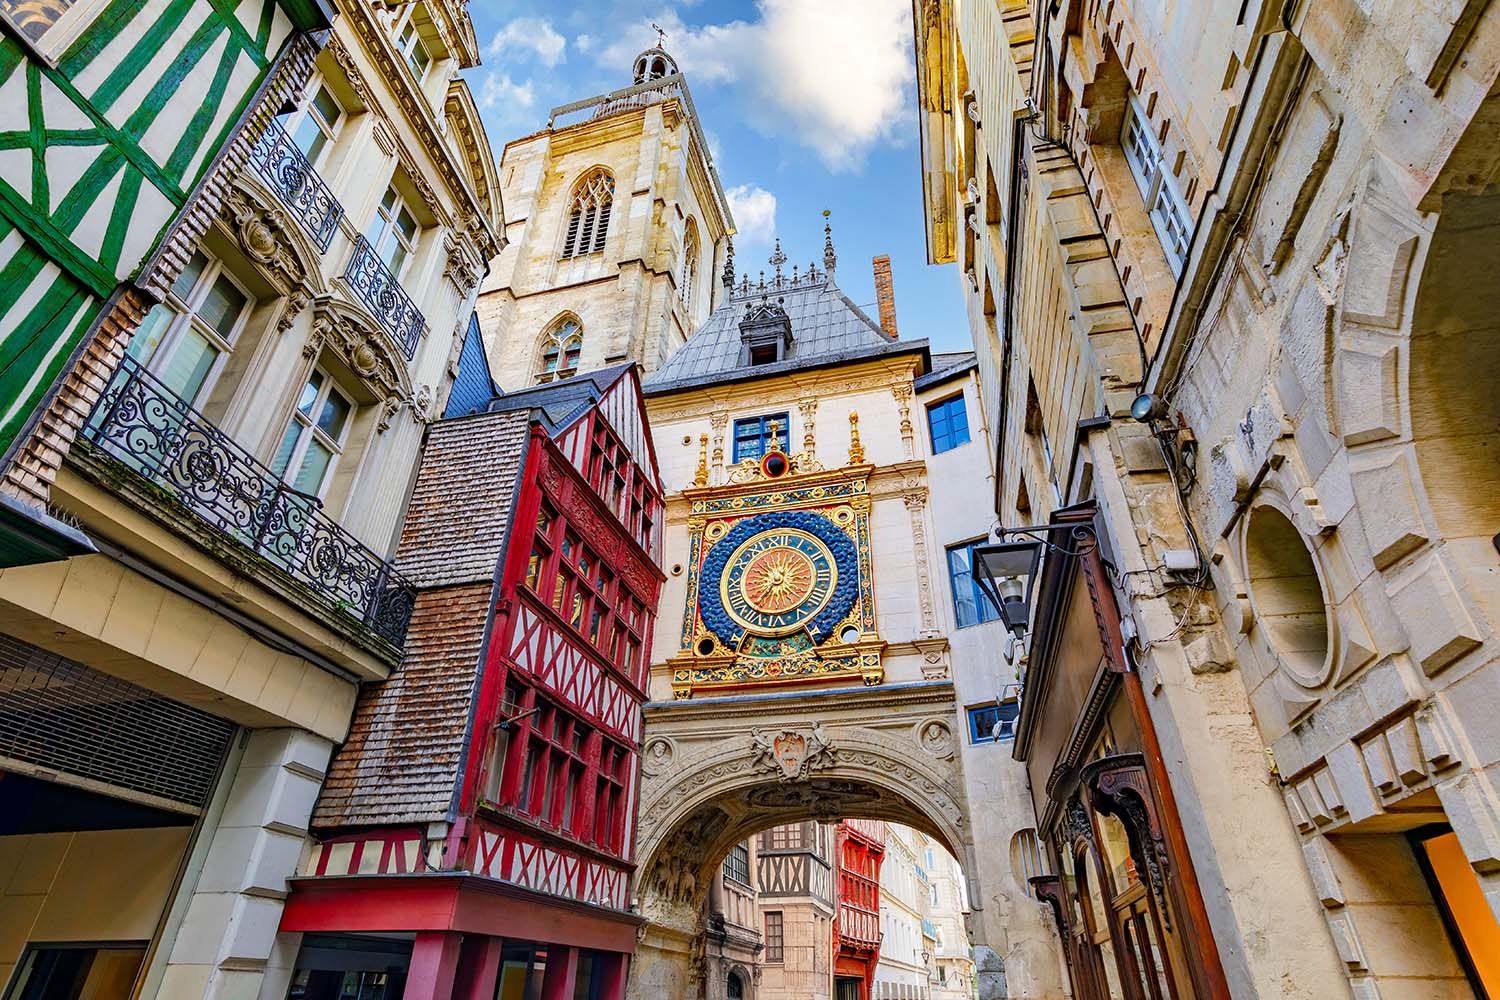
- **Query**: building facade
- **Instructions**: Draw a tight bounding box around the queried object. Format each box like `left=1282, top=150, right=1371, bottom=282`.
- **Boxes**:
left=0, top=2, right=502, bottom=998
left=874, top=824, right=934, bottom=1000
left=707, top=837, right=763, bottom=1000
left=755, top=822, right=836, bottom=1000
left=476, top=45, right=732, bottom=389
left=834, top=819, right=886, bottom=1000
left=280, top=362, right=663, bottom=1000
left=915, top=0, right=1500, bottom=998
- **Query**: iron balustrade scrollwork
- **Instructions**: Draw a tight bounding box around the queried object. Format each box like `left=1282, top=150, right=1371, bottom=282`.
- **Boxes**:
left=344, top=236, right=424, bottom=359
left=82, top=355, right=416, bottom=647
left=248, top=116, right=345, bottom=252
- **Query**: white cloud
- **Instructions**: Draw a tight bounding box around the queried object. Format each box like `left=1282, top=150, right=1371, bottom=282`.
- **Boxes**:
left=575, top=33, right=594, bottom=53
left=477, top=73, right=546, bottom=133
left=593, top=1, right=913, bottom=172
left=726, top=184, right=777, bottom=247
left=486, top=17, right=566, bottom=67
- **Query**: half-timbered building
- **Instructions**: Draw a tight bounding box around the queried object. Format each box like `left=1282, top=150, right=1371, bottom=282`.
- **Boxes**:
left=834, top=820, right=886, bottom=1000
left=280, top=361, right=663, bottom=1000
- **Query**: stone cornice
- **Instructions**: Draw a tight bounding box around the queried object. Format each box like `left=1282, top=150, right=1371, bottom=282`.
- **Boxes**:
left=641, top=678, right=958, bottom=724
left=336, top=8, right=501, bottom=260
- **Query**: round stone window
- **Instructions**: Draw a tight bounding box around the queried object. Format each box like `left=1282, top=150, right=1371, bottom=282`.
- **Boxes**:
left=1244, top=504, right=1331, bottom=686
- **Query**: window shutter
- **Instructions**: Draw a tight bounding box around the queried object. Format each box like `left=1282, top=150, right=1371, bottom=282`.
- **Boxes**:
left=564, top=209, right=582, bottom=257
left=579, top=205, right=596, bottom=255
left=593, top=201, right=611, bottom=252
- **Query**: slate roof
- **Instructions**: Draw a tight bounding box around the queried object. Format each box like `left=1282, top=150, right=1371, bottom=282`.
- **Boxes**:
left=483, top=362, right=636, bottom=431
left=916, top=351, right=977, bottom=391
left=643, top=274, right=929, bottom=395
left=444, top=314, right=499, bottom=419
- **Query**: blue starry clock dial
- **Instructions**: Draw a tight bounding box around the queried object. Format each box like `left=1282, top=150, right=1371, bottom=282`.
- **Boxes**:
left=698, top=510, right=861, bottom=647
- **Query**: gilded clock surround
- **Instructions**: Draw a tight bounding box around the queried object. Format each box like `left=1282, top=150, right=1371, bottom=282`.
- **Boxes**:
left=672, top=450, right=883, bottom=699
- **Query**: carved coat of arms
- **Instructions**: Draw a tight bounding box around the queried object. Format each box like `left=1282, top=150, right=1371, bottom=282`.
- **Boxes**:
left=751, top=723, right=836, bottom=781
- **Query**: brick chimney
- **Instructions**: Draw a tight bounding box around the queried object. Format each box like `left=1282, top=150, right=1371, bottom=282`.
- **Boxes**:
left=872, top=254, right=898, bottom=337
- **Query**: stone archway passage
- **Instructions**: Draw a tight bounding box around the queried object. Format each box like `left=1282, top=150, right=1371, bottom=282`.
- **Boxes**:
left=628, top=680, right=980, bottom=998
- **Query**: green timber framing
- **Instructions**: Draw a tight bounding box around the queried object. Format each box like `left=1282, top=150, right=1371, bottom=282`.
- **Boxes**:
left=0, top=0, right=332, bottom=565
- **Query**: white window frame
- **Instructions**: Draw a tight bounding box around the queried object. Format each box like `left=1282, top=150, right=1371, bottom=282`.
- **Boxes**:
left=273, top=367, right=354, bottom=499
left=1120, top=98, right=1192, bottom=274
left=391, top=11, right=432, bottom=85
left=1, top=0, right=110, bottom=62
left=279, top=74, right=346, bottom=169
left=367, top=184, right=419, bottom=276
left=129, top=250, right=253, bottom=407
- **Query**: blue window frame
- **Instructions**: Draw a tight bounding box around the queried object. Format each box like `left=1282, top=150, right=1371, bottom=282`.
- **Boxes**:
left=946, top=540, right=1000, bottom=629
left=927, top=394, right=970, bottom=454
left=732, top=412, right=790, bottom=463
left=968, top=700, right=1019, bottom=744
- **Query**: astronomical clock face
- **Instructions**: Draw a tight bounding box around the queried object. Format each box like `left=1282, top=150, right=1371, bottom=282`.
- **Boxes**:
left=719, top=527, right=839, bottom=637
left=697, top=509, right=861, bottom=649
left=674, top=465, right=882, bottom=699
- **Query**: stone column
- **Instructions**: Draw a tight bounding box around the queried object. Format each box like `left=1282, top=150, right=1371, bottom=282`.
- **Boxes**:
left=156, top=729, right=333, bottom=1000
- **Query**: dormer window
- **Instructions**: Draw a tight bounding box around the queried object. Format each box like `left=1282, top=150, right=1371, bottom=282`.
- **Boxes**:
left=739, top=297, right=793, bottom=366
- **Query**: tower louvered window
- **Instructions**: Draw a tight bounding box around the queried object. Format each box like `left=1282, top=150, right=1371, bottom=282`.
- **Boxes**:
left=561, top=170, right=614, bottom=258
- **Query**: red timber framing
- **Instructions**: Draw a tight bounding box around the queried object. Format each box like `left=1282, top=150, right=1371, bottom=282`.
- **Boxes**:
left=283, top=366, right=663, bottom=1000
left=834, top=819, right=885, bottom=1000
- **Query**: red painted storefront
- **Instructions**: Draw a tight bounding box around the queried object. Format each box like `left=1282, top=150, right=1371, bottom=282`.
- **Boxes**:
left=833, top=820, right=886, bottom=1000
left=280, top=365, right=663, bottom=1000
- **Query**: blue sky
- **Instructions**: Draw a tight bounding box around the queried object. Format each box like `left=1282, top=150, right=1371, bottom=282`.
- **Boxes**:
left=459, top=0, right=972, bottom=353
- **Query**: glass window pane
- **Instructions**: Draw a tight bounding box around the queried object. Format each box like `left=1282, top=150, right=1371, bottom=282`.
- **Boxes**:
left=296, top=373, right=322, bottom=415
left=172, top=251, right=208, bottom=301
left=292, top=439, right=334, bottom=494
left=396, top=206, right=418, bottom=243
left=270, top=422, right=303, bottom=478
left=382, top=186, right=398, bottom=211
left=292, top=113, right=326, bottom=161
left=383, top=240, right=408, bottom=274
left=948, top=544, right=978, bottom=628
left=311, top=85, right=341, bottom=127
left=127, top=303, right=176, bottom=365
left=158, top=328, right=220, bottom=404
left=317, top=389, right=351, bottom=439
left=197, top=275, right=247, bottom=339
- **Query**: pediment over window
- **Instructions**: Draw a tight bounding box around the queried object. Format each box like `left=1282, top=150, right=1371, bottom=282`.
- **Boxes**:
left=308, top=296, right=414, bottom=407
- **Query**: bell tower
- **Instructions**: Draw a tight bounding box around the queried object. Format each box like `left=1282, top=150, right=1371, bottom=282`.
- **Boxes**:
left=476, top=41, right=734, bottom=388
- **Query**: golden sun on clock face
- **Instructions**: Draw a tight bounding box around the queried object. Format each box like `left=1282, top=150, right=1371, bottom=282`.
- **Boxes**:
left=717, top=527, right=839, bottom=637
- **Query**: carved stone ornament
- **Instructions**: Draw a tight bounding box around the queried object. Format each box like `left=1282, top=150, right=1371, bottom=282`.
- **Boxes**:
left=306, top=297, right=414, bottom=426
left=750, top=723, right=836, bottom=781
left=221, top=184, right=313, bottom=299
left=917, top=718, right=955, bottom=759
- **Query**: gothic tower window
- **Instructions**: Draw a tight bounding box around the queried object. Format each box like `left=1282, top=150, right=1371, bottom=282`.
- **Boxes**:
left=561, top=169, right=614, bottom=258
left=536, top=317, right=584, bottom=383
left=679, top=218, right=700, bottom=310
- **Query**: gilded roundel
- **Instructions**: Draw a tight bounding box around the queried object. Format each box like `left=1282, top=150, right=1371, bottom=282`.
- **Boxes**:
left=699, top=511, right=859, bottom=647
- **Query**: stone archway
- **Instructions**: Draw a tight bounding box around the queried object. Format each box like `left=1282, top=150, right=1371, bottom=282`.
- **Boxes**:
left=627, top=680, right=997, bottom=998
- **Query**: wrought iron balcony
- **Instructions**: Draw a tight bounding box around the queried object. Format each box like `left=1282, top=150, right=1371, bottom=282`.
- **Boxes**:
left=81, top=355, right=416, bottom=648
left=344, top=236, right=424, bottom=359
left=248, top=116, right=345, bottom=252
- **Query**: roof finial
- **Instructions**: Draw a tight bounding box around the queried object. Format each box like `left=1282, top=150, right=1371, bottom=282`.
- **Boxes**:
left=651, top=21, right=667, bottom=47
left=769, top=239, right=787, bottom=286
left=822, top=209, right=838, bottom=279
left=722, top=237, right=735, bottom=288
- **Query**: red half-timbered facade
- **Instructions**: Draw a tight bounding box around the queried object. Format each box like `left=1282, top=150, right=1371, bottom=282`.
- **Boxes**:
left=834, top=819, right=887, bottom=1000
left=281, top=364, right=663, bottom=1000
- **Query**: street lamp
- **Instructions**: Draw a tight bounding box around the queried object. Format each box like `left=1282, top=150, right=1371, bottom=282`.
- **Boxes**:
left=972, top=538, right=1042, bottom=636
